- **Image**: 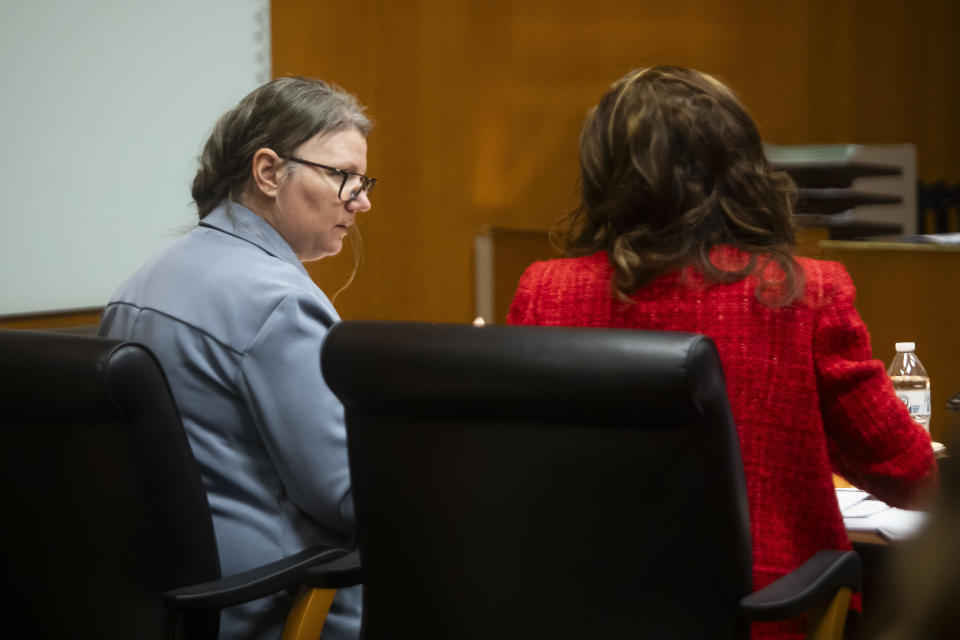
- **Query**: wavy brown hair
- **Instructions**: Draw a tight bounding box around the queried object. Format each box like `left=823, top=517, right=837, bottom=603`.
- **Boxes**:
left=556, top=66, right=803, bottom=306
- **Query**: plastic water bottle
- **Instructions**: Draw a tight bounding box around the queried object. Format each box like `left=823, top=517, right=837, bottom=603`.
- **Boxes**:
left=888, top=342, right=931, bottom=431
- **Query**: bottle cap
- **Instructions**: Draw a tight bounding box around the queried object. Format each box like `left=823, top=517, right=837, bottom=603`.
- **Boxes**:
left=895, top=342, right=916, bottom=352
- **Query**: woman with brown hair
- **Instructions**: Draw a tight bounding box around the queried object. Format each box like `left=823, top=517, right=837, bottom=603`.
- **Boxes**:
left=507, top=66, right=936, bottom=639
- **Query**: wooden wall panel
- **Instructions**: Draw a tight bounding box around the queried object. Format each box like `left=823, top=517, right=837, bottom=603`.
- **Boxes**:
left=0, top=308, right=101, bottom=331
left=272, top=0, right=960, bottom=323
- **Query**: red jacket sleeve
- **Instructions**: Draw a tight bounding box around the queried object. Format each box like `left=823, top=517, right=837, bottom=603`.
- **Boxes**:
left=813, top=262, right=937, bottom=508
left=506, top=262, right=543, bottom=325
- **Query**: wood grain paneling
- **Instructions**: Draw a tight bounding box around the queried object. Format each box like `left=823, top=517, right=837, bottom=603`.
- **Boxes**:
left=273, top=0, right=960, bottom=323
left=0, top=308, right=101, bottom=330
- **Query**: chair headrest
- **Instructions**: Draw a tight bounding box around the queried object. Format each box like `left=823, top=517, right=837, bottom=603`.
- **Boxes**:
left=322, top=322, right=728, bottom=426
left=0, top=329, right=158, bottom=418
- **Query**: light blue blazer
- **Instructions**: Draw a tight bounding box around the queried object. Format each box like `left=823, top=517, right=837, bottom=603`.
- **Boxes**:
left=100, top=201, right=361, bottom=639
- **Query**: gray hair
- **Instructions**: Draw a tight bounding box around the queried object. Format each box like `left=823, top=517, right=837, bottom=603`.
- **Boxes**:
left=192, top=76, right=371, bottom=219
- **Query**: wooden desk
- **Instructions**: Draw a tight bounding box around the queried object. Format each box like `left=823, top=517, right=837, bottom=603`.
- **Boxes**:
left=848, top=529, right=888, bottom=546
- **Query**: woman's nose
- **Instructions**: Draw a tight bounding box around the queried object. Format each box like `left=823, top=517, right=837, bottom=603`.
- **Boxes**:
left=348, top=190, right=372, bottom=212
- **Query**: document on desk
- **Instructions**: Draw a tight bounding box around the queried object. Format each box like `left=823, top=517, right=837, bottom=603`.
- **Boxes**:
left=836, top=488, right=928, bottom=541
left=835, top=487, right=869, bottom=511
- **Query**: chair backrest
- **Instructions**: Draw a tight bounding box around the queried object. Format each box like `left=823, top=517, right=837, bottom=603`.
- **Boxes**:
left=322, top=321, right=753, bottom=640
left=0, top=329, right=220, bottom=639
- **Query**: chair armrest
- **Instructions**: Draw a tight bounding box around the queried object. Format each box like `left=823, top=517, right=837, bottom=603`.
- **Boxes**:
left=163, top=546, right=352, bottom=611
left=300, top=549, right=362, bottom=588
left=740, top=549, right=862, bottom=621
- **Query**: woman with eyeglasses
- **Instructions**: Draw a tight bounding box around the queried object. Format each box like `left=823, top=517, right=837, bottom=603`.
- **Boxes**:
left=100, top=77, right=376, bottom=639
left=507, top=66, right=936, bottom=640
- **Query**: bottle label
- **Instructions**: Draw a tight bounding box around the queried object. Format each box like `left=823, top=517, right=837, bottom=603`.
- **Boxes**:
left=895, top=389, right=931, bottom=418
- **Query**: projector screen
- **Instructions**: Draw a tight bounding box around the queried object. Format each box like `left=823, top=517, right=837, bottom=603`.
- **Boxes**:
left=0, top=0, right=271, bottom=316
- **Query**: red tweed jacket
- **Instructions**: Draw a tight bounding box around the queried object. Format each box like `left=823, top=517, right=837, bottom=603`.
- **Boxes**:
left=507, top=248, right=935, bottom=640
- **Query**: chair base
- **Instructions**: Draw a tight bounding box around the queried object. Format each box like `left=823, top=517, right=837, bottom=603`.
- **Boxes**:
left=281, top=587, right=337, bottom=640
left=806, top=587, right=852, bottom=640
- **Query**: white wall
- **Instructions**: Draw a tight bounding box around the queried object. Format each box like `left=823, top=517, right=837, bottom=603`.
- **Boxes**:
left=0, top=0, right=270, bottom=315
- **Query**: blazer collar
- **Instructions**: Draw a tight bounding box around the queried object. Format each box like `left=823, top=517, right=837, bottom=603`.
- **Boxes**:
left=199, top=201, right=310, bottom=278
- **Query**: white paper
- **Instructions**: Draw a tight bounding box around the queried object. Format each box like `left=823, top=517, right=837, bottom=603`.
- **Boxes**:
left=837, top=488, right=928, bottom=541
left=835, top=488, right=869, bottom=511
left=843, top=499, right=891, bottom=519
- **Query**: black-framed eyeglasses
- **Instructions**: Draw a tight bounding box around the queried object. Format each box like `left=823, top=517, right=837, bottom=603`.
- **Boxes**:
left=284, top=156, right=378, bottom=202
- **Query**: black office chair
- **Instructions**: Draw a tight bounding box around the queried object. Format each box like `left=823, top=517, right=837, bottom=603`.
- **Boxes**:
left=320, top=321, right=861, bottom=640
left=0, top=329, right=357, bottom=639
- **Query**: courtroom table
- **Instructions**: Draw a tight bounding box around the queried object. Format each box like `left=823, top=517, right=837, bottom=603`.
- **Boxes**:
left=838, top=442, right=948, bottom=542
left=838, top=488, right=927, bottom=545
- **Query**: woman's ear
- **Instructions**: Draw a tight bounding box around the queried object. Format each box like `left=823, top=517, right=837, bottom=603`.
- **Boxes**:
left=250, top=148, right=284, bottom=198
